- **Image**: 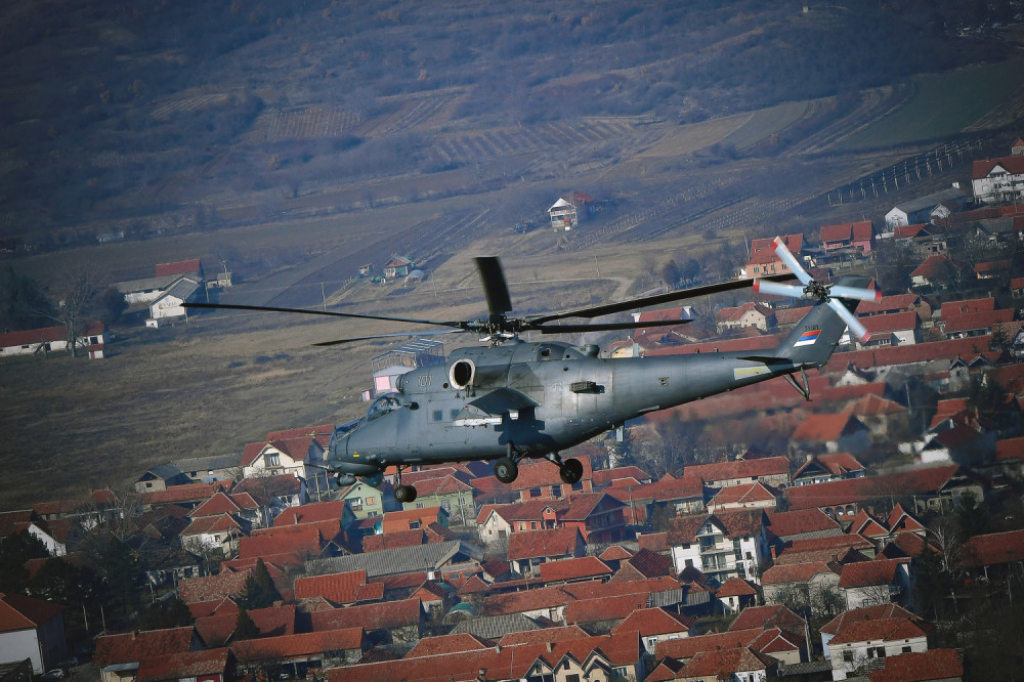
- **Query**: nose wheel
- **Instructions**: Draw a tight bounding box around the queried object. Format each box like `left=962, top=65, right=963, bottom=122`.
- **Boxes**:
left=391, top=465, right=418, bottom=503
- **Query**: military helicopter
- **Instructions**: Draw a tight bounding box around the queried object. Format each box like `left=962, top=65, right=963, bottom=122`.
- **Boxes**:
left=187, top=237, right=879, bottom=503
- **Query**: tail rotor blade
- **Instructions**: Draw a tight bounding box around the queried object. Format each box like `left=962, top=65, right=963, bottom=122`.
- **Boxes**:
left=753, top=279, right=806, bottom=298
left=828, top=298, right=870, bottom=343
left=830, top=284, right=882, bottom=303
left=772, top=236, right=811, bottom=285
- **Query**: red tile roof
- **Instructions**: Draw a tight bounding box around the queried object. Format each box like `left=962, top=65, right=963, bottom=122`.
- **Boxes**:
left=138, top=481, right=231, bottom=506
left=0, top=593, right=63, bottom=633
left=610, top=607, right=694, bottom=637
left=482, top=586, right=574, bottom=616
left=717, top=577, right=759, bottom=597
left=838, top=559, right=908, bottom=588
left=858, top=293, right=921, bottom=315
left=179, top=571, right=250, bottom=605
left=996, top=436, right=1024, bottom=463
left=274, top=500, right=348, bottom=526
left=829, top=617, right=927, bottom=645
left=195, top=605, right=295, bottom=647
left=785, top=464, right=961, bottom=511
left=729, top=605, right=804, bottom=633
left=942, top=308, right=1014, bottom=335
left=592, top=466, right=651, bottom=488
left=294, top=570, right=383, bottom=605
left=136, top=648, right=230, bottom=682
left=404, top=633, right=493, bottom=658
left=655, top=628, right=764, bottom=661
left=711, top=481, right=779, bottom=508
left=961, top=528, right=1024, bottom=567
left=498, top=625, right=591, bottom=646
left=637, top=532, right=670, bottom=553
left=507, top=527, right=583, bottom=561
left=685, top=456, right=790, bottom=483
left=599, top=545, right=635, bottom=561
left=820, top=603, right=921, bottom=635
left=563, top=576, right=681, bottom=601
left=237, top=524, right=330, bottom=560
left=821, top=221, right=872, bottom=245
left=939, top=297, right=996, bottom=318
left=749, top=627, right=805, bottom=656
left=762, top=561, right=839, bottom=585
left=539, top=556, right=612, bottom=583
left=155, top=259, right=202, bottom=277
left=791, top=413, right=865, bottom=443
left=766, top=508, right=842, bottom=539
left=680, top=646, right=776, bottom=678
left=94, top=626, right=195, bottom=667
left=309, top=599, right=422, bottom=632
left=564, top=593, right=650, bottom=624
left=232, top=628, right=365, bottom=663
left=868, top=648, right=963, bottom=682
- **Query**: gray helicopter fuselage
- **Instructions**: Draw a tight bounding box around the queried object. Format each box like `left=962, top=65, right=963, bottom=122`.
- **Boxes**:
left=327, top=338, right=800, bottom=476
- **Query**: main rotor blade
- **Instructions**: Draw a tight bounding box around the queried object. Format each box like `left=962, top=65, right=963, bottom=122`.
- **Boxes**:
left=313, top=328, right=466, bottom=347
left=752, top=279, right=807, bottom=298
left=830, top=284, right=882, bottom=303
left=536, top=318, right=693, bottom=334
left=828, top=298, right=871, bottom=343
left=184, top=301, right=461, bottom=329
left=525, top=273, right=795, bottom=326
left=772, top=236, right=811, bottom=285
left=474, top=256, right=513, bottom=318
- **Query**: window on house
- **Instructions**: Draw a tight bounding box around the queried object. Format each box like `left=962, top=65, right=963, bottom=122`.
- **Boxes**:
left=441, top=500, right=450, bottom=510
left=265, top=453, right=280, bottom=467
left=902, top=646, right=912, bottom=653
left=551, top=485, right=562, bottom=497
left=529, top=487, right=542, bottom=497
left=409, top=521, right=421, bottom=529
left=366, top=497, right=376, bottom=505
left=843, top=651, right=854, bottom=662
left=566, top=674, right=579, bottom=682
left=531, top=521, right=538, bottom=530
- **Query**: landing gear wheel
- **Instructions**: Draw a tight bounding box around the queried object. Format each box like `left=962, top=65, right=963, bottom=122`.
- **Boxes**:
left=559, top=458, right=584, bottom=485
left=394, top=484, right=418, bottom=503
left=495, top=457, right=519, bottom=484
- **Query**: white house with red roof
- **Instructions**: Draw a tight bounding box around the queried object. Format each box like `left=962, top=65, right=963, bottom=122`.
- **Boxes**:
left=741, top=234, right=804, bottom=279
left=507, top=527, right=586, bottom=576
left=0, top=593, right=68, bottom=674
left=548, top=191, right=594, bottom=231
left=241, top=424, right=333, bottom=493
left=827, top=616, right=929, bottom=680
left=839, top=559, right=912, bottom=610
left=856, top=311, right=919, bottom=348
left=972, top=156, right=1024, bottom=204
left=716, top=302, right=775, bottom=333
left=0, top=322, right=107, bottom=360
left=667, top=510, right=770, bottom=584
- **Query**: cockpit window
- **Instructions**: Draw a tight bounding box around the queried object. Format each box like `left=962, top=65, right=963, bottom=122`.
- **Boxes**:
left=366, top=392, right=402, bottom=423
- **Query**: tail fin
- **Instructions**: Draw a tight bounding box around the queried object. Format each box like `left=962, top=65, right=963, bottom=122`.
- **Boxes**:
left=772, top=275, right=871, bottom=367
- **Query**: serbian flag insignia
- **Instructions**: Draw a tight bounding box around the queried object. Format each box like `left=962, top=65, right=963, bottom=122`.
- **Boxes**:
left=794, top=329, right=821, bottom=347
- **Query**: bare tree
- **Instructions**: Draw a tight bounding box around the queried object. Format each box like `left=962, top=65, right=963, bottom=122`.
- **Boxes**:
left=47, top=269, right=100, bottom=358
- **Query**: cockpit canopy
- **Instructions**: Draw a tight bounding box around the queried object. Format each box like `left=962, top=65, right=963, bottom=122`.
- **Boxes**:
left=366, top=392, right=403, bottom=423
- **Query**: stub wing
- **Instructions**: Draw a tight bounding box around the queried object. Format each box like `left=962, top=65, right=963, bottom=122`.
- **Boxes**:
left=467, top=387, right=539, bottom=415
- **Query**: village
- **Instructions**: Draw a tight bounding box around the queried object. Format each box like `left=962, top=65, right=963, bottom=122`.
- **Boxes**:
left=3, top=142, right=1024, bottom=682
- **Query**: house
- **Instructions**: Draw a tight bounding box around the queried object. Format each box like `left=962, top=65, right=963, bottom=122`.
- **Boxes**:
left=827, top=617, right=929, bottom=681
left=677, top=647, right=778, bottom=682
left=179, top=514, right=246, bottom=557
left=791, top=454, right=867, bottom=487
left=559, top=492, right=628, bottom=543
left=609, top=607, right=695, bottom=655
left=0, top=322, right=107, bottom=360
left=0, top=593, right=67, bottom=674
left=909, top=256, right=968, bottom=289
left=173, top=454, right=243, bottom=484
left=94, top=627, right=199, bottom=682
left=383, top=256, right=414, bottom=279
left=0, top=510, right=71, bottom=557
left=765, top=508, right=844, bottom=545
left=742, top=234, right=804, bottom=279
left=233, top=474, right=305, bottom=511
left=606, top=474, right=706, bottom=522
left=959, top=528, right=1024, bottom=580
left=667, top=510, right=770, bottom=583
left=716, top=302, right=775, bottom=333
left=538, top=556, right=614, bottom=585
left=548, top=192, right=594, bottom=231
left=885, top=188, right=967, bottom=228
left=839, top=559, right=912, bottom=610
left=194, top=604, right=296, bottom=647
left=240, top=425, right=333, bottom=495
left=785, top=464, right=982, bottom=519
left=683, top=456, right=790, bottom=489
left=790, top=413, right=871, bottom=455
left=972, top=156, right=1024, bottom=204
left=147, top=277, right=202, bottom=328
left=856, top=312, right=920, bottom=348
left=818, top=603, right=924, bottom=658
left=821, top=221, right=874, bottom=253
left=707, top=481, right=779, bottom=512
left=761, top=561, right=842, bottom=616
left=116, top=259, right=203, bottom=305
left=135, top=464, right=192, bottom=493
left=507, top=527, right=586, bottom=576
left=715, top=577, right=759, bottom=614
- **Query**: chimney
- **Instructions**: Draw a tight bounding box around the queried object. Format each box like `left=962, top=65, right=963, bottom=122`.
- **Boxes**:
left=831, top=553, right=838, bottom=563
left=770, top=546, right=777, bottom=560
left=546, top=642, right=554, bottom=653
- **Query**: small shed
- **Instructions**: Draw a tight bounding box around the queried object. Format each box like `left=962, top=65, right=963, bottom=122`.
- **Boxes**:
left=548, top=191, right=595, bottom=231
